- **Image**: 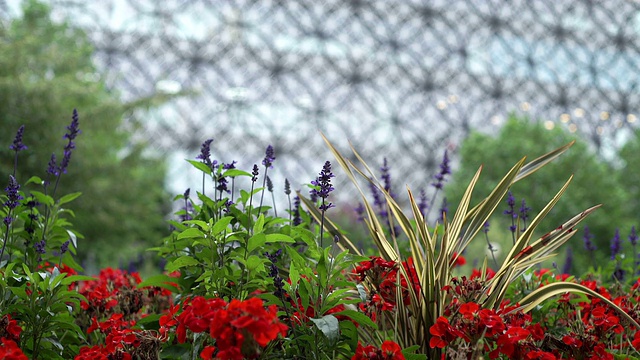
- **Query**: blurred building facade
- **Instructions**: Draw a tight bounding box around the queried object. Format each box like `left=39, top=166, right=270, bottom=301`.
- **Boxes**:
left=2, top=0, right=639, bottom=204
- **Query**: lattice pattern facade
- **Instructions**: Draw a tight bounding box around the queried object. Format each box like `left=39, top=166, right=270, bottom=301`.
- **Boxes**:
left=2, top=0, right=639, bottom=200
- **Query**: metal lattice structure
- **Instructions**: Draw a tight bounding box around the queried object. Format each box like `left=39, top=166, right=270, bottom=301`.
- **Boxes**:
left=2, top=0, right=640, bottom=201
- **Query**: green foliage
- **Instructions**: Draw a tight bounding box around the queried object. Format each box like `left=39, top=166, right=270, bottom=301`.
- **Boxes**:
left=445, top=115, right=627, bottom=272
left=0, top=0, right=170, bottom=269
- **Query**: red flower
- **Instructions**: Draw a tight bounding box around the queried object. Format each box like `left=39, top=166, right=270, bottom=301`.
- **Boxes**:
left=0, top=338, right=28, bottom=360
left=200, top=345, right=216, bottom=360
left=429, top=316, right=463, bottom=348
left=352, top=341, right=405, bottom=360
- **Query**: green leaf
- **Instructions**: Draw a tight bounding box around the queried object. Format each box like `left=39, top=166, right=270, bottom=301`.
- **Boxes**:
left=166, top=256, right=200, bottom=272
left=30, top=190, right=54, bottom=207
left=253, top=214, right=265, bottom=234
left=310, top=315, right=340, bottom=345
left=247, top=233, right=267, bottom=253
left=26, top=176, right=44, bottom=185
left=182, top=220, right=210, bottom=231
left=58, top=192, right=82, bottom=205
left=186, top=159, right=212, bottom=174
left=332, top=309, right=378, bottom=329
left=212, top=216, right=233, bottom=235
left=177, top=228, right=205, bottom=240
left=264, top=233, right=295, bottom=243
left=222, top=169, right=252, bottom=178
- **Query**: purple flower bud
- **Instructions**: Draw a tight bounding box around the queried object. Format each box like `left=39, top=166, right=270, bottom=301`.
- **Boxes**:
left=311, top=161, right=335, bottom=211
left=583, top=226, right=596, bottom=252
left=251, top=164, right=259, bottom=182
left=196, top=139, right=214, bottom=167
left=562, top=247, right=573, bottom=274
left=9, top=125, right=27, bottom=152
left=611, top=228, right=621, bottom=260
left=284, top=178, right=291, bottom=195
left=629, top=226, right=637, bottom=246
left=46, top=153, right=58, bottom=177
left=417, top=188, right=428, bottom=219
left=380, top=158, right=394, bottom=197
left=60, top=240, right=70, bottom=255
left=292, top=195, right=302, bottom=226
left=483, top=221, right=490, bottom=234
left=223, top=161, right=237, bottom=170
left=35, top=239, right=46, bottom=255
left=266, top=175, right=274, bottom=193
left=354, top=202, right=365, bottom=222
left=4, top=175, right=23, bottom=210
left=262, top=145, right=275, bottom=168
left=432, top=150, right=451, bottom=190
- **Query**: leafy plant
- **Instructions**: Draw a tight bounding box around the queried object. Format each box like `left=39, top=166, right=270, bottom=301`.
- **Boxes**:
left=313, top=133, right=639, bottom=358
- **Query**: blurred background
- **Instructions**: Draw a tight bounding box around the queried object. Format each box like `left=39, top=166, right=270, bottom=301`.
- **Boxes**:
left=1, top=0, right=640, bottom=275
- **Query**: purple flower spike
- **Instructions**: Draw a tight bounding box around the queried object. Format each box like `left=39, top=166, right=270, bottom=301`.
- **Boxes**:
left=262, top=145, right=276, bottom=168
left=432, top=150, right=451, bottom=190
left=583, top=226, right=596, bottom=252
left=4, top=175, right=23, bottom=210
left=58, top=110, right=81, bottom=175
left=10, top=125, right=27, bottom=152
left=196, top=139, right=214, bottom=167
left=629, top=226, right=638, bottom=246
left=611, top=228, right=621, bottom=260
left=251, top=164, right=259, bottom=182
left=311, top=161, right=335, bottom=211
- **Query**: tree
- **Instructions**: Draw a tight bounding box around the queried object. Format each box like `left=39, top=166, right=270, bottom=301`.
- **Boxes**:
left=0, top=0, right=170, bottom=271
left=445, top=115, right=628, bottom=274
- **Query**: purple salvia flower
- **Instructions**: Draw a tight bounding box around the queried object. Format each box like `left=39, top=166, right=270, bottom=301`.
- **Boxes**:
left=4, top=175, right=23, bottom=210
left=10, top=125, right=27, bottom=152
left=266, top=176, right=274, bottom=193
left=223, top=161, right=237, bottom=170
left=46, top=153, right=58, bottom=177
left=432, top=150, right=451, bottom=190
left=354, top=202, right=365, bottom=222
left=519, top=199, right=531, bottom=231
left=483, top=220, right=490, bottom=234
left=292, top=195, right=301, bottom=226
left=35, top=239, right=46, bottom=255
left=265, top=249, right=285, bottom=297
left=562, top=247, right=573, bottom=275
left=58, top=109, right=81, bottom=175
left=262, top=145, right=275, bottom=168
left=216, top=174, right=229, bottom=193
left=611, top=228, right=621, bottom=260
left=380, top=158, right=394, bottom=197
left=417, top=188, right=428, bottom=219
left=629, top=226, right=638, bottom=246
left=196, top=139, right=214, bottom=167
left=251, top=164, right=259, bottom=182
left=284, top=178, right=291, bottom=195
left=223, top=199, right=233, bottom=214
left=583, top=226, right=596, bottom=252
left=311, top=161, right=335, bottom=211
left=504, top=191, right=517, bottom=234
left=369, top=182, right=386, bottom=217
left=60, top=239, right=70, bottom=255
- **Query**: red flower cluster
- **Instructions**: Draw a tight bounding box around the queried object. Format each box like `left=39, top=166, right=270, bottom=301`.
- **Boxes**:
left=160, top=296, right=288, bottom=359
left=431, top=269, right=640, bottom=359
left=0, top=338, right=27, bottom=360
left=352, top=340, right=405, bottom=360
left=0, top=314, right=22, bottom=343
left=354, top=256, right=421, bottom=322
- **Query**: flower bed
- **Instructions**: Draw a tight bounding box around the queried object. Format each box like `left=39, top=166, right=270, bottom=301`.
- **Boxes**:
left=2, top=113, right=640, bottom=359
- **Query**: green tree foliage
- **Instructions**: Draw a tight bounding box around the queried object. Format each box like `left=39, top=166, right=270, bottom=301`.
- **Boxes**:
left=445, top=115, right=628, bottom=273
left=0, top=0, right=170, bottom=271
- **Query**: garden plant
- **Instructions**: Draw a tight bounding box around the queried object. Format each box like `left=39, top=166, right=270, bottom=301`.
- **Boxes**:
left=3, top=114, right=640, bottom=360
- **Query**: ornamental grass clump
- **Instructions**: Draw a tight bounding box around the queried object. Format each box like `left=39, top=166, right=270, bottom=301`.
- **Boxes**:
left=305, top=134, right=640, bottom=359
